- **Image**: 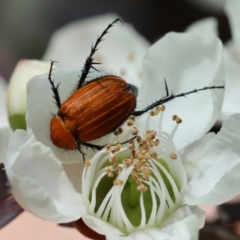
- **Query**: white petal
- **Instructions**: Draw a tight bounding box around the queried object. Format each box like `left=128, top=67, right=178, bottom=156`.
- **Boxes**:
left=105, top=205, right=203, bottom=240
left=5, top=130, right=85, bottom=222
left=185, top=113, right=240, bottom=205
left=225, top=0, right=240, bottom=60
left=215, top=0, right=240, bottom=122
left=26, top=66, right=100, bottom=163
left=186, top=17, right=218, bottom=37
left=139, top=32, right=224, bottom=151
left=42, top=14, right=150, bottom=88
left=180, top=132, right=215, bottom=180
left=82, top=215, right=124, bottom=236
left=0, top=127, right=12, bottom=163
left=162, top=205, right=205, bottom=230
left=63, top=162, right=84, bottom=193
left=219, top=41, right=240, bottom=121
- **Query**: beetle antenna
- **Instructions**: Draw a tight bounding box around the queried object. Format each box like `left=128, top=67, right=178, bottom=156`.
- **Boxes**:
left=77, top=18, right=122, bottom=89
left=132, top=82, right=224, bottom=117
left=48, top=60, right=61, bottom=109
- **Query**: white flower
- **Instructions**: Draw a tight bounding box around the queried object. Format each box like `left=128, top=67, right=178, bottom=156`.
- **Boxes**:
left=186, top=0, right=240, bottom=122
left=79, top=112, right=240, bottom=239
left=1, top=21, right=230, bottom=239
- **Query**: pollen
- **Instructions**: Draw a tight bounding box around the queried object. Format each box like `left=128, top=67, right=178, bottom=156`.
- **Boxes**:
left=137, top=183, right=148, bottom=192
left=128, top=140, right=135, bottom=150
left=172, top=115, right=182, bottom=124
left=114, top=127, right=123, bottom=136
left=105, top=127, right=162, bottom=192
left=127, top=115, right=136, bottom=126
left=170, top=152, right=178, bottom=159
left=150, top=105, right=165, bottom=116
left=114, top=178, right=124, bottom=186
left=105, top=141, right=123, bottom=154
left=131, top=126, right=138, bottom=135
left=110, top=154, right=117, bottom=162
left=84, top=159, right=91, bottom=167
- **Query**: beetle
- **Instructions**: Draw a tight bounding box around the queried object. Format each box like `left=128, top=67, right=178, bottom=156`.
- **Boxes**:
left=48, top=18, right=224, bottom=160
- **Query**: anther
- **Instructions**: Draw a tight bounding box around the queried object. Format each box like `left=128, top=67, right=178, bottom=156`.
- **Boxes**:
left=131, top=172, right=138, bottom=180
left=150, top=130, right=156, bottom=139
left=142, top=169, right=152, bottom=179
left=136, top=178, right=142, bottom=185
left=137, top=152, right=145, bottom=160
left=105, top=144, right=111, bottom=151
left=105, top=166, right=113, bottom=174
left=140, top=144, right=150, bottom=152
left=131, top=126, right=138, bottom=135
left=113, top=162, right=119, bottom=170
left=133, top=158, right=140, bottom=166
left=172, top=115, right=182, bottom=124
left=136, top=136, right=142, bottom=143
left=128, top=140, right=135, bottom=150
left=114, top=179, right=124, bottom=186
left=131, top=149, right=136, bottom=157
left=127, top=115, right=136, bottom=126
left=123, top=158, right=132, bottom=166
left=151, top=138, right=160, bottom=146
left=114, top=127, right=123, bottom=136
left=170, top=152, right=178, bottom=160
left=137, top=184, right=148, bottom=192
left=149, top=105, right=166, bottom=116
left=84, top=159, right=91, bottom=167
left=110, top=154, right=117, bottom=162
left=150, top=151, right=158, bottom=159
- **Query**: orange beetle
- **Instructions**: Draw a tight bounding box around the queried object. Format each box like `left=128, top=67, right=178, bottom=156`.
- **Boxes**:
left=50, top=75, right=137, bottom=151
left=48, top=18, right=224, bottom=160
left=48, top=19, right=138, bottom=159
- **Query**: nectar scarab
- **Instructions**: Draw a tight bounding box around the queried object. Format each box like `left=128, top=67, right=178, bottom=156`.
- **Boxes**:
left=48, top=18, right=224, bottom=161
left=50, top=75, right=137, bottom=149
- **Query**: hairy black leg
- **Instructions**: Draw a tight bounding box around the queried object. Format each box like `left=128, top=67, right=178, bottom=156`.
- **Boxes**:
left=48, top=60, right=61, bottom=109
left=77, top=142, right=86, bottom=162
left=164, top=78, right=169, bottom=96
left=77, top=18, right=122, bottom=89
left=133, top=82, right=224, bottom=117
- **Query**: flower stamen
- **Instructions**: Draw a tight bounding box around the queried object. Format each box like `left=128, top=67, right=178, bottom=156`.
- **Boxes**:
left=171, top=114, right=182, bottom=138
left=127, top=115, right=136, bottom=126
left=83, top=128, right=187, bottom=234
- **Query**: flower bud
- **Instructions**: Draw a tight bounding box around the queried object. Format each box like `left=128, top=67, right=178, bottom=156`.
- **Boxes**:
left=7, top=60, right=49, bottom=130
